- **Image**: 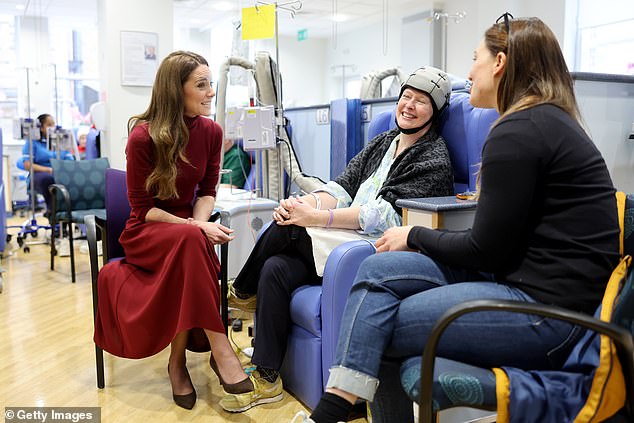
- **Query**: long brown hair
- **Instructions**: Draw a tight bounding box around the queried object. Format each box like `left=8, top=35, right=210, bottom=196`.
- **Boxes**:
left=128, top=51, right=208, bottom=200
left=474, top=17, right=581, bottom=198
left=485, top=17, right=581, bottom=123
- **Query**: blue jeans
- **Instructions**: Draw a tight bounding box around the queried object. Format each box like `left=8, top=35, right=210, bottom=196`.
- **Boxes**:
left=326, top=252, right=578, bottom=422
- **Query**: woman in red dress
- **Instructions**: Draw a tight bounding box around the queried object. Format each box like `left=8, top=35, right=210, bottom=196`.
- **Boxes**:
left=94, top=51, right=255, bottom=410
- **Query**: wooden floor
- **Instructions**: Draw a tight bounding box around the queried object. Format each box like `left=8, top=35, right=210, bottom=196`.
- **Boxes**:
left=0, top=214, right=366, bottom=422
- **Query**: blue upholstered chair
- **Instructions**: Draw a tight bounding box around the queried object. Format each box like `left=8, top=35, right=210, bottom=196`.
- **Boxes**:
left=49, top=157, right=109, bottom=282
left=277, top=92, right=499, bottom=409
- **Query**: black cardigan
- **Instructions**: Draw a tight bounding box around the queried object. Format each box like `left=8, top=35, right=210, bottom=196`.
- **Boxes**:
left=334, top=127, right=454, bottom=215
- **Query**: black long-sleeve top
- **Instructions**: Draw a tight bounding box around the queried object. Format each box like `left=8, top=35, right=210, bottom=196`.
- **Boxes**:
left=407, top=104, right=620, bottom=315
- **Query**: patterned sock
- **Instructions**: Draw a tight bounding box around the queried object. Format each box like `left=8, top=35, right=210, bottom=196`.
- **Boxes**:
left=310, top=392, right=353, bottom=423
left=257, top=366, right=279, bottom=383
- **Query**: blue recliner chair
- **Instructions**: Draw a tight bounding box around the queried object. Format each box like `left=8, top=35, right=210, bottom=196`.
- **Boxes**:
left=278, top=91, right=499, bottom=408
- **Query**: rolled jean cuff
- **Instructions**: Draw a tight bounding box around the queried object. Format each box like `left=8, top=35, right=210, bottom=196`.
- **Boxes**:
left=326, top=366, right=380, bottom=401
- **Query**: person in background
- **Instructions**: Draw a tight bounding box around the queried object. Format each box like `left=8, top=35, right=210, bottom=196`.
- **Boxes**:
left=291, top=15, right=620, bottom=423
left=220, top=138, right=251, bottom=189
left=93, top=51, right=265, bottom=411
left=226, top=66, right=455, bottom=413
left=19, top=113, right=74, bottom=218
left=76, top=125, right=89, bottom=159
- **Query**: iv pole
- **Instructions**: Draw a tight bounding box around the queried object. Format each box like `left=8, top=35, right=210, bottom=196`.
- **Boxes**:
left=50, top=63, right=59, bottom=124
left=331, top=64, right=356, bottom=98
left=255, top=0, right=302, bottom=200
left=15, top=67, right=51, bottom=253
left=430, top=11, right=467, bottom=71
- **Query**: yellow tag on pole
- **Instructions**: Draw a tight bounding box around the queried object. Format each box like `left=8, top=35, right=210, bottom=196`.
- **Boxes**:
left=242, top=5, right=276, bottom=40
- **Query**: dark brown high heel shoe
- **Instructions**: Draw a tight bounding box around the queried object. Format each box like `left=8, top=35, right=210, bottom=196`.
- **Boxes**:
left=209, top=354, right=253, bottom=394
left=209, top=354, right=224, bottom=385
left=168, top=365, right=197, bottom=410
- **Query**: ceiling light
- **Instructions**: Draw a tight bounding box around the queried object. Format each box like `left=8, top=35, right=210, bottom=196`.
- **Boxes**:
left=16, top=4, right=25, bottom=10
left=212, top=1, right=234, bottom=11
left=331, top=14, right=349, bottom=22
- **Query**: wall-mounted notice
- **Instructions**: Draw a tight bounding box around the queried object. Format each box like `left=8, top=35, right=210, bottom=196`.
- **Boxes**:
left=120, top=31, right=159, bottom=87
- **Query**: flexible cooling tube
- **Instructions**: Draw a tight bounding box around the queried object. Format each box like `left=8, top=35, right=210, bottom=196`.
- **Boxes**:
left=216, top=54, right=325, bottom=200
left=360, top=67, right=408, bottom=99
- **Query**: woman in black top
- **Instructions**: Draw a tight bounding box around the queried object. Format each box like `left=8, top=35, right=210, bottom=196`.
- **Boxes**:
left=295, top=16, right=620, bottom=423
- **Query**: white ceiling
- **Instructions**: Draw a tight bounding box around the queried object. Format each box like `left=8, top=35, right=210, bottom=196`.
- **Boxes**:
left=0, top=0, right=423, bottom=37
left=173, top=0, right=424, bottom=37
left=0, top=0, right=97, bottom=22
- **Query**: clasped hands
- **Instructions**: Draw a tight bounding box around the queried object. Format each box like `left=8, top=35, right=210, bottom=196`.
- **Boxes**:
left=272, top=196, right=320, bottom=227
left=271, top=196, right=416, bottom=253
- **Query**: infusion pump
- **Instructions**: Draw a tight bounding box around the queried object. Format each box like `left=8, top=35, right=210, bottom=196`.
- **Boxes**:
left=225, top=105, right=276, bottom=151
left=13, top=118, right=40, bottom=140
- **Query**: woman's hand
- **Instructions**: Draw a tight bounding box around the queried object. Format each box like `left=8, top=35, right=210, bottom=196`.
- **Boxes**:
left=375, top=226, right=416, bottom=253
left=275, top=198, right=322, bottom=227
left=191, top=220, right=235, bottom=245
left=272, top=196, right=301, bottom=223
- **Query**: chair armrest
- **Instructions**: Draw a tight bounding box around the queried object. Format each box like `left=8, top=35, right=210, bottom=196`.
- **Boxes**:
left=418, top=299, right=634, bottom=423
left=48, top=183, right=72, bottom=218
left=321, top=240, right=376, bottom=387
left=210, top=210, right=221, bottom=223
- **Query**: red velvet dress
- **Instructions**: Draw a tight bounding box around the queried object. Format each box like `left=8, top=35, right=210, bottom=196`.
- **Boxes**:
left=94, top=116, right=224, bottom=359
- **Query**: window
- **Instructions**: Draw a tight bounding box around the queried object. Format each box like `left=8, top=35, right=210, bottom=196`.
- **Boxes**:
left=49, top=16, right=100, bottom=130
left=573, top=0, right=634, bottom=75
left=0, top=8, right=99, bottom=141
left=0, top=16, right=18, bottom=140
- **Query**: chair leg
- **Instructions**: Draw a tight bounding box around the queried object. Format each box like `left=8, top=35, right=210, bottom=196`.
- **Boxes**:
left=220, top=242, right=229, bottom=334
left=95, top=344, right=105, bottom=389
left=50, top=219, right=56, bottom=271
left=69, top=226, right=76, bottom=283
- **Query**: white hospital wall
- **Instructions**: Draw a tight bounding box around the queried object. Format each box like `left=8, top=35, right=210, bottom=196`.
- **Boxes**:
left=438, top=0, right=566, bottom=77
left=97, top=0, right=173, bottom=170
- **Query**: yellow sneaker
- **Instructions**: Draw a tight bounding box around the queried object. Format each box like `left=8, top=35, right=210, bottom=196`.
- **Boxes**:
left=228, top=282, right=257, bottom=313
left=220, top=371, right=284, bottom=412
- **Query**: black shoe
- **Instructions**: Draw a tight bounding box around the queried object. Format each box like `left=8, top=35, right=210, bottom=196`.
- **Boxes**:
left=168, top=365, right=196, bottom=410
left=209, top=354, right=223, bottom=385
left=209, top=354, right=254, bottom=394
